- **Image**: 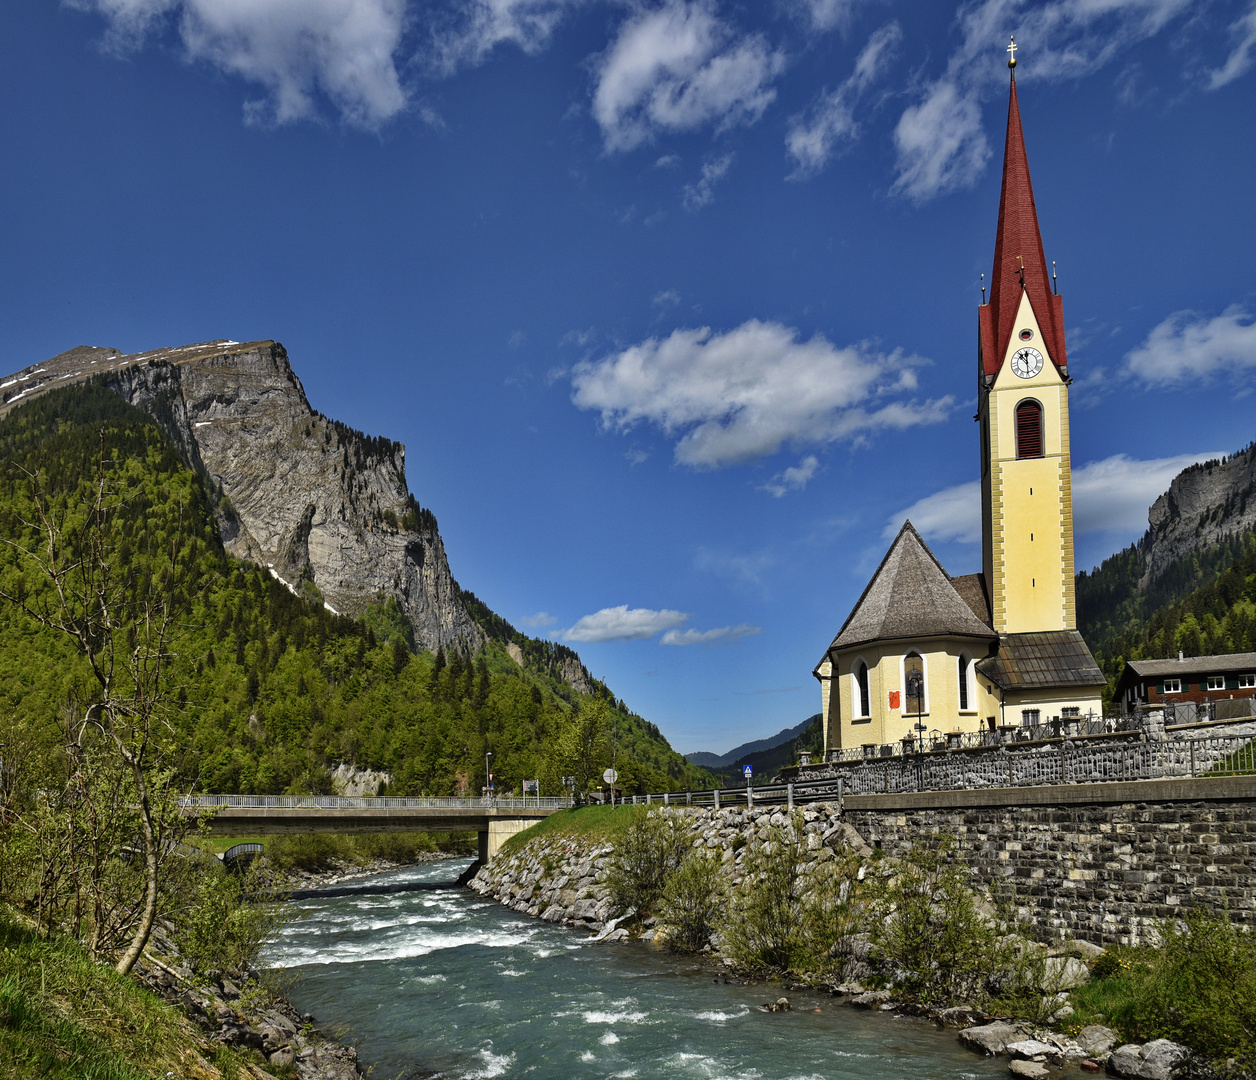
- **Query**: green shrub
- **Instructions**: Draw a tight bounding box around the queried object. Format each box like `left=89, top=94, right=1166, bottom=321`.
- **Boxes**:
left=1123, top=909, right=1256, bottom=1061
left=721, top=817, right=811, bottom=970
left=604, top=811, right=688, bottom=917
left=173, top=857, right=290, bottom=977
left=659, top=850, right=724, bottom=952
left=799, top=849, right=867, bottom=980
left=868, top=832, right=1007, bottom=1005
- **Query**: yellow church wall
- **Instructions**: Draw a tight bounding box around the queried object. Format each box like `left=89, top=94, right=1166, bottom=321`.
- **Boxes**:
left=827, top=638, right=996, bottom=752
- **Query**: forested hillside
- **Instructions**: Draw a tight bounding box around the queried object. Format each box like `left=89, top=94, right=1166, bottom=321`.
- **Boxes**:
left=0, top=382, right=709, bottom=798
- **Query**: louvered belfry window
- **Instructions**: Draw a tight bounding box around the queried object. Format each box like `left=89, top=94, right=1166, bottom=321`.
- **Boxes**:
left=1015, top=400, right=1043, bottom=459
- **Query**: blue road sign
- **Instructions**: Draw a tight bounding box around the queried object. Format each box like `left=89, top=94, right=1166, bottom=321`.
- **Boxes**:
left=744, top=765, right=753, bottom=778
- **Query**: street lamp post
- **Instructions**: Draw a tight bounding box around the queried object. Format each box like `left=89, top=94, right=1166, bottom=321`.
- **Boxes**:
left=907, top=671, right=925, bottom=753
left=485, top=750, right=493, bottom=805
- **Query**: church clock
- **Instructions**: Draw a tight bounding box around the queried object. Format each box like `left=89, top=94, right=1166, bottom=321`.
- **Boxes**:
left=1010, top=346, right=1043, bottom=379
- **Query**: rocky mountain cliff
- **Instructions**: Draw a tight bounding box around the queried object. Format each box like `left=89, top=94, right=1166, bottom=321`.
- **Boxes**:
left=0, top=339, right=485, bottom=654
left=1139, top=445, right=1256, bottom=586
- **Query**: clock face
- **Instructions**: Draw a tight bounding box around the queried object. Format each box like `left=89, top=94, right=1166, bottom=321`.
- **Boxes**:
left=1011, top=346, right=1044, bottom=379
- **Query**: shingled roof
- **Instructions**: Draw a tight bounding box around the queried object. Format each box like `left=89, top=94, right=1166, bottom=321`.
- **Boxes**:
left=824, top=522, right=995, bottom=655
left=975, top=631, right=1105, bottom=691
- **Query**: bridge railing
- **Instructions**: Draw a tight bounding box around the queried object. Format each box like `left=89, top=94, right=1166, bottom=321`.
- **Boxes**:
left=183, top=794, right=568, bottom=811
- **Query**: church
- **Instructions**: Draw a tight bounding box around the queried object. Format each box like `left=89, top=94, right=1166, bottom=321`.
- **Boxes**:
left=813, top=43, right=1106, bottom=757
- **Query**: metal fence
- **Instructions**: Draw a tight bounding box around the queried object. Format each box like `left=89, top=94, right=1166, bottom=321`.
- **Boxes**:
left=814, top=713, right=1142, bottom=764
left=183, top=793, right=568, bottom=811
left=627, top=731, right=1256, bottom=806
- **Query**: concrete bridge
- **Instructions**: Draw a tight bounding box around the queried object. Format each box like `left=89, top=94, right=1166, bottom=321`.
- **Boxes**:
left=184, top=794, right=565, bottom=861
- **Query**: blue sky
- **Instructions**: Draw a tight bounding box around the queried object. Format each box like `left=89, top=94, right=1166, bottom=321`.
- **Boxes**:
left=2, top=0, right=1254, bottom=755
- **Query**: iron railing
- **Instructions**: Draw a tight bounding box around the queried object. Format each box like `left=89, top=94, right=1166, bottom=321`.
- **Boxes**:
left=626, top=731, right=1256, bottom=805
left=183, top=794, right=568, bottom=811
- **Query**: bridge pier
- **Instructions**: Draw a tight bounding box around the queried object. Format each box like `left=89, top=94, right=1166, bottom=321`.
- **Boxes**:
left=479, top=818, right=534, bottom=862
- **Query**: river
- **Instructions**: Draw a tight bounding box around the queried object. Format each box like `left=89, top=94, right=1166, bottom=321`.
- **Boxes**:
left=263, top=859, right=1010, bottom=1080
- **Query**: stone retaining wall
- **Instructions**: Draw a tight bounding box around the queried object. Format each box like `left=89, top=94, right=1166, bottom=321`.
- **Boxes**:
left=474, top=778, right=1256, bottom=948
left=844, top=779, right=1256, bottom=946
left=468, top=804, right=854, bottom=932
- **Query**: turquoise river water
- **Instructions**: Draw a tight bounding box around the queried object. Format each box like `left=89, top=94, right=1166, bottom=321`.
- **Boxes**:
left=263, top=859, right=1010, bottom=1080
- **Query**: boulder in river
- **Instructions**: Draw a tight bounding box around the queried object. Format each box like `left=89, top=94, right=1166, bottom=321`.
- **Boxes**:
left=1009, top=1062, right=1050, bottom=1079
left=1076, top=1026, right=1120, bottom=1059
left=1106, top=1040, right=1192, bottom=1080
left=959, top=1022, right=1028, bottom=1056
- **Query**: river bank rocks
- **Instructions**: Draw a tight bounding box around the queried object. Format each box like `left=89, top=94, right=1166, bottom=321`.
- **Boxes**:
left=468, top=803, right=854, bottom=931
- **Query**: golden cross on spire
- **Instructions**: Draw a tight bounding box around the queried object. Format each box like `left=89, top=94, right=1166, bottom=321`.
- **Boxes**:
left=1007, top=35, right=1018, bottom=71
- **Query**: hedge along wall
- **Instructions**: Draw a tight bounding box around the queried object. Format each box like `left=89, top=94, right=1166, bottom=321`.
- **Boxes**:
left=842, top=776, right=1256, bottom=946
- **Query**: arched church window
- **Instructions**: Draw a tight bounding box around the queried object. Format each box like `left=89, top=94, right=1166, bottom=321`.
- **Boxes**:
left=855, top=661, right=870, bottom=717
left=904, top=652, right=925, bottom=716
left=958, top=654, right=971, bottom=711
left=1015, top=399, right=1043, bottom=459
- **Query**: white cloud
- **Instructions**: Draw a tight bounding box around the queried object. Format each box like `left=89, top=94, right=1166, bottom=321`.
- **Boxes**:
left=695, top=547, right=776, bottom=586
left=890, top=0, right=1197, bottom=201
left=1071, top=452, right=1226, bottom=537
left=72, top=0, right=409, bottom=128
left=519, top=611, right=557, bottom=627
left=787, top=22, right=900, bottom=178
left=1124, top=306, right=1256, bottom=385
left=591, top=0, right=785, bottom=153
left=560, top=605, right=690, bottom=642
left=682, top=153, right=734, bottom=210
left=760, top=455, right=820, bottom=497
left=570, top=319, right=950, bottom=468
left=791, top=0, right=867, bottom=34
left=424, top=0, right=579, bottom=77
left=1209, top=1, right=1256, bottom=88
left=652, top=289, right=681, bottom=308
left=883, top=480, right=982, bottom=544
left=660, top=623, right=762, bottom=645
left=891, top=80, right=990, bottom=203
left=887, top=451, right=1226, bottom=548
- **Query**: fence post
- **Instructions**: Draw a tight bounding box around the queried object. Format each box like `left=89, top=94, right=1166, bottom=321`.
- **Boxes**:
left=787, top=782, right=794, bottom=810
left=747, top=783, right=753, bottom=809
left=714, top=788, right=720, bottom=811
left=1190, top=740, right=1196, bottom=778
left=686, top=791, right=692, bottom=806
left=664, top=792, right=669, bottom=806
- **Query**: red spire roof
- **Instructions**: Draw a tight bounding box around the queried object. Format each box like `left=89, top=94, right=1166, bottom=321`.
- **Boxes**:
left=980, top=77, right=1067, bottom=377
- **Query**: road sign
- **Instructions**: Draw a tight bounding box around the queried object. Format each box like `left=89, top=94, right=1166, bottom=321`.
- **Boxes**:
left=743, top=765, right=753, bottom=779
left=603, top=768, right=618, bottom=785
left=523, top=779, right=539, bottom=793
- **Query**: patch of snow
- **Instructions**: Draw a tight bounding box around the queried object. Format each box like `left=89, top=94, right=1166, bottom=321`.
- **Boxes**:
left=0, top=380, right=17, bottom=389
left=195, top=421, right=212, bottom=428
left=267, top=567, right=298, bottom=597
left=323, top=601, right=340, bottom=615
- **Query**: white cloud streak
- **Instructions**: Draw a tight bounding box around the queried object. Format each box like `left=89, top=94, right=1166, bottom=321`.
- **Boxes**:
left=1209, top=1, right=1256, bottom=88
left=1124, top=306, right=1256, bottom=385
left=591, top=0, right=785, bottom=153
left=661, top=623, right=762, bottom=645
left=891, top=0, right=1197, bottom=202
left=570, top=319, right=950, bottom=468
left=786, top=22, right=900, bottom=178
left=887, top=451, right=1227, bottom=547
left=519, top=611, right=557, bottom=627
left=760, top=455, right=820, bottom=497
left=682, top=153, right=734, bottom=210
left=883, top=480, right=982, bottom=543
left=560, top=605, right=690, bottom=642
left=71, top=0, right=409, bottom=128
left=424, top=0, right=579, bottom=76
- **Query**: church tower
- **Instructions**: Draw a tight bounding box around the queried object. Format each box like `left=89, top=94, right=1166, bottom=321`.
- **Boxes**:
left=978, top=42, right=1076, bottom=635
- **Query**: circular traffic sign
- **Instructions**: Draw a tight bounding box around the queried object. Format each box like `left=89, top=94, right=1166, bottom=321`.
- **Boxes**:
left=603, top=768, right=619, bottom=784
